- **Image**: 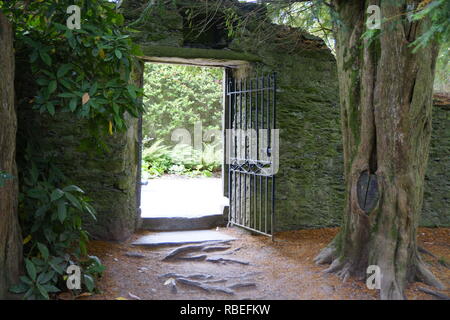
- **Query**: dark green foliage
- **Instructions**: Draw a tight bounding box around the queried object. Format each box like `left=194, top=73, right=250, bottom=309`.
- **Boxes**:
left=143, top=63, right=222, bottom=143
left=10, top=142, right=104, bottom=300
left=1, top=0, right=143, bottom=133
left=141, top=64, right=222, bottom=178
left=411, top=0, right=449, bottom=50
left=0, top=0, right=142, bottom=299
left=142, top=140, right=221, bottom=178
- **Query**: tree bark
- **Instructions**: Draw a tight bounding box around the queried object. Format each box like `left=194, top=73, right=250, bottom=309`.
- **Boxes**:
left=0, top=11, right=22, bottom=299
left=315, top=0, right=445, bottom=299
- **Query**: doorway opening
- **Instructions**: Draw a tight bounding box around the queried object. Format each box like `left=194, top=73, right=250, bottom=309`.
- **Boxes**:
left=139, top=63, right=227, bottom=230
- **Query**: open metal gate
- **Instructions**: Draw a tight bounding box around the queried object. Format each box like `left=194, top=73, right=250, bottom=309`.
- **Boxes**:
left=226, top=71, right=277, bottom=239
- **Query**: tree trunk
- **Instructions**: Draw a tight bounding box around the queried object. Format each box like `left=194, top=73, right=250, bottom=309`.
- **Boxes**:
left=0, top=11, right=22, bottom=299
left=315, top=0, right=445, bottom=299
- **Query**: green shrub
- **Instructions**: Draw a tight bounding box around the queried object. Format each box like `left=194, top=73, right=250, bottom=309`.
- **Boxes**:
left=142, top=64, right=222, bottom=145
left=142, top=140, right=221, bottom=178
left=10, top=143, right=104, bottom=300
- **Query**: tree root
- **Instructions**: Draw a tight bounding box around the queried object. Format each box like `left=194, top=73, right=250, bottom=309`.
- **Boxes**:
left=417, top=287, right=450, bottom=300
left=418, top=246, right=437, bottom=259
left=314, top=245, right=337, bottom=265
left=415, top=258, right=446, bottom=290
left=314, top=237, right=446, bottom=299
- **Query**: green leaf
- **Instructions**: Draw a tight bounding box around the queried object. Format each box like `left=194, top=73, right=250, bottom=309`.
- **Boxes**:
left=30, top=50, right=39, bottom=63
left=23, top=288, right=34, bottom=300
left=37, top=242, right=49, bottom=261
left=89, top=82, right=98, bottom=96
left=84, top=203, right=97, bottom=221
left=49, top=261, right=64, bottom=275
left=40, top=51, right=52, bottom=66
left=25, top=259, right=37, bottom=281
left=31, top=257, right=45, bottom=267
left=36, top=78, right=48, bottom=86
left=63, top=185, right=85, bottom=193
left=69, top=98, right=77, bottom=111
left=127, top=85, right=136, bottom=99
left=9, top=282, right=29, bottom=294
left=80, top=240, right=87, bottom=256
left=20, top=276, right=33, bottom=286
left=42, top=284, right=60, bottom=293
left=37, top=271, right=55, bottom=284
left=36, top=283, right=50, bottom=300
left=65, top=192, right=82, bottom=210
left=27, top=188, right=46, bottom=200
left=112, top=103, right=119, bottom=114
left=48, top=80, right=57, bottom=94
left=114, top=49, right=122, bottom=59
left=57, top=64, right=72, bottom=78
left=46, top=102, right=55, bottom=116
left=58, top=92, right=76, bottom=98
left=59, top=79, right=73, bottom=90
left=131, top=43, right=144, bottom=56
left=83, top=274, right=95, bottom=292
left=57, top=199, right=67, bottom=223
left=50, top=188, right=64, bottom=202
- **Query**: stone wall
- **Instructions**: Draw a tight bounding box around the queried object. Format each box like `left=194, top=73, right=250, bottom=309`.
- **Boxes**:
left=229, top=28, right=344, bottom=230
left=16, top=104, right=140, bottom=241
left=423, top=104, right=450, bottom=226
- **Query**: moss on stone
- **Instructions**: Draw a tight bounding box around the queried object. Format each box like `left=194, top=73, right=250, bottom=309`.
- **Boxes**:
left=140, top=45, right=261, bottom=63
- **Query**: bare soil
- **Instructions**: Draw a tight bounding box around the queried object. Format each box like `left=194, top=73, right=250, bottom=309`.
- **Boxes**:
left=81, top=227, right=449, bottom=300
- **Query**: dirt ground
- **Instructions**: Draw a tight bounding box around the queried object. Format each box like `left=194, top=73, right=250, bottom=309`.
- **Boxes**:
left=81, top=227, right=449, bottom=300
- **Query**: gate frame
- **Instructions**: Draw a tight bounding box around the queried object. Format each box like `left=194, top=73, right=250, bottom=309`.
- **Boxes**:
left=225, top=69, right=277, bottom=240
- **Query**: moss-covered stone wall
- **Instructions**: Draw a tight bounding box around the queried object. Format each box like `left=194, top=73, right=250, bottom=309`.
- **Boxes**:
left=16, top=104, right=140, bottom=241
left=423, top=105, right=450, bottom=226
left=229, top=28, right=344, bottom=229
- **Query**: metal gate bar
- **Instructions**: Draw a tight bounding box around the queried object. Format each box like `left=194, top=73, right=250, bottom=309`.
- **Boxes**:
left=226, top=71, right=276, bottom=238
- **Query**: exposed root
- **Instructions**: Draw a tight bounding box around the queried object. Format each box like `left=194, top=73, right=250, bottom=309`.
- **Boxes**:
left=314, top=242, right=354, bottom=283
left=314, top=245, right=337, bottom=265
left=206, top=256, right=250, bottom=265
left=415, top=259, right=446, bottom=290
left=335, top=263, right=352, bottom=283
left=323, top=257, right=344, bottom=273
left=162, top=244, right=209, bottom=261
left=417, top=287, right=450, bottom=300
left=321, top=258, right=352, bottom=283
left=177, top=278, right=235, bottom=295
left=418, top=246, right=437, bottom=259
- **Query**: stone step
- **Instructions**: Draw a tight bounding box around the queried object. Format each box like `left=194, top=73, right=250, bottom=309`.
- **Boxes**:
left=132, top=230, right=236, bottom=247
left=141, top=214, right=226, bottom=231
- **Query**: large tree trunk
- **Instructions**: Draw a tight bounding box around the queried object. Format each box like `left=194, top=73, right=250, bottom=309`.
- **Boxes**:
left=315, top=0, right=445, bottom=299
left=0, top=11, right=22, bottom=299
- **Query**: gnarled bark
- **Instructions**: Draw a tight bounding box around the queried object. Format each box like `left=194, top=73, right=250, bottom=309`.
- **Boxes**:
left=0, top=11, right=22, bottom=299
left=315, top=0, right=445, bottom=299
